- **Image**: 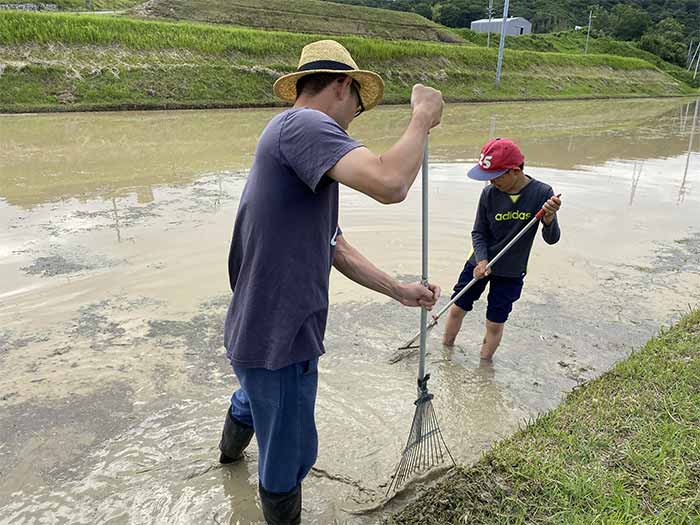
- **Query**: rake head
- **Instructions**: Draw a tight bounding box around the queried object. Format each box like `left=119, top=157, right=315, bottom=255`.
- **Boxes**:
left=386, top=374, right=455, bottom=495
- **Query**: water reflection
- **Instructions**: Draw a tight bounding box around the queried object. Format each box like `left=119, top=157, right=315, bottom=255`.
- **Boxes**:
left=629, top=161, right=644, bottom=206
left=679, top=99, right=699, bottom=205
left=681, top=100, right=694, bottom=132
left=111, top=197, right=122, bottom=243
left=1, top=99, right=697, bottom=209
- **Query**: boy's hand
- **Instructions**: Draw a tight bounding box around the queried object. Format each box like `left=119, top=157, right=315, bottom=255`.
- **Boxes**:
left=542, top=195, right=561, bottom=225
left=474, top=260, right=491, bottom=279
left=396, top=281, right=441, bottom=310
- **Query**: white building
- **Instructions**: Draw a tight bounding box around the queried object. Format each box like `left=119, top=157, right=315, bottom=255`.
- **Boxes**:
left=470, top=17, right=532, bottom=36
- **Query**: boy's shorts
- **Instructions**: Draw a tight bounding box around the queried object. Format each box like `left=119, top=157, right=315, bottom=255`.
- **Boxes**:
left=451, top=262, right=524, bottom=323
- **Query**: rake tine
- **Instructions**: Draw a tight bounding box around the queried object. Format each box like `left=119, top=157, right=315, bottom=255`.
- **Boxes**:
left=386, top=391, right=456, bottom=495
left=428, top=408, right=437, bottom=467
left=426, top=407, right=435, bottom=467
left=438, top=418, right=456, bottom=465
left=390, top=406, right=419, bottom=492
left=397, top=438, right=413, bottom=482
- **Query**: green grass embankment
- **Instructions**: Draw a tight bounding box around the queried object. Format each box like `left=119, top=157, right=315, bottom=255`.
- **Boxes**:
left=135, top=0, right=463, bottom=43
left=0, top=12, right=692, bottom=113
left=0, top=0, right=141, bottom=9
left=388, top=310, right=700, bottom=524
left=453, top=28, right=700, bottom=89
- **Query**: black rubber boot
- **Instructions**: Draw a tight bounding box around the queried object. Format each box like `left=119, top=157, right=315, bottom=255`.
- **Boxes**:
left=259, top=484, right=302, bottom=525
left=218, top=406, right=254, bottom=464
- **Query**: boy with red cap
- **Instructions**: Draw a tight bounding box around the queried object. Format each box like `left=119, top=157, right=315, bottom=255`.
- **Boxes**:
left=443, top=138, right=562, bottom=360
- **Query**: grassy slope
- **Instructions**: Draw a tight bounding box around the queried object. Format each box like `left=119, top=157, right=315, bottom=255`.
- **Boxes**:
left=0, top=0, right=142, bottom=9
left=388, top=310, right=700, bottom=524
left=137, top=0, right=463, bottom=43
left=453, top=28, right=700, bottom=89
left=0, top=12, right=690, bottom=113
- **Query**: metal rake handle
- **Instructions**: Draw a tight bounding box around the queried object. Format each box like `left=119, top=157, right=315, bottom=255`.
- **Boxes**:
left=418, top=140, right=429, bottom=391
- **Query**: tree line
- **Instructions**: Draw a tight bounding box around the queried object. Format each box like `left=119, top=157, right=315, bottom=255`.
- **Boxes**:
left=332, top=0, right=700, bottom=67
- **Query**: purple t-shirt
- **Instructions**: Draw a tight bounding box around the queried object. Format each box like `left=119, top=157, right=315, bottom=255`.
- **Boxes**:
left=224, top=108, right=362, bottom=370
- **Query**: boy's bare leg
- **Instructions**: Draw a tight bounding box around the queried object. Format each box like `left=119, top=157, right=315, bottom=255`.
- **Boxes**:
left=480, top=320, right=505, bottom=361
left=443, top=304, right=467, bottom=346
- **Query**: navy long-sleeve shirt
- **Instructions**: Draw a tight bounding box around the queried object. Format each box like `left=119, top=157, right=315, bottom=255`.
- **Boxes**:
left=469, top=177, right=560, bottom=278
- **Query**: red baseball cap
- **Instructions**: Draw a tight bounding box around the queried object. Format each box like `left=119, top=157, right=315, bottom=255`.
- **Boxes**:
left=467, top=138, right=525, bottom=181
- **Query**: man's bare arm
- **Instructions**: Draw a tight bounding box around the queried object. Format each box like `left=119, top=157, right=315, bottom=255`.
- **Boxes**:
left=332, top=235, right=440, bottom=309
left=327, top=84, right=443, bottom=204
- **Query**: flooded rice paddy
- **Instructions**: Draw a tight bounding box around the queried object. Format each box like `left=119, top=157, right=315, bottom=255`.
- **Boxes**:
left=1, top=98, right=699, bottom=524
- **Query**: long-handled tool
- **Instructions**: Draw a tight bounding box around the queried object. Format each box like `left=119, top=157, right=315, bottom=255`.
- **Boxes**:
left=386, top=142, right=455, bottom=495
left=396, top=193, right=561, bottom=354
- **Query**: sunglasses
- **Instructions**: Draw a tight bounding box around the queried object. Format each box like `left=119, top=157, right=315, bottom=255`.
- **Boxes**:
left=351, top=80, right=365, bottom=118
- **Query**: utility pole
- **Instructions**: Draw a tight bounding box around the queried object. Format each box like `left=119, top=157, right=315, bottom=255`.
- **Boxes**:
left=584, top=9, right=592, bottom=54
left=486, top=115, right=497, bottom=187
left=689, top=41, right=695, bottom=67
left=688, top=42, right=700, bottom=72
left=495, top=0, right=510, bottom=88
left=694, top=50, right=700, bottom=80
left=486, top=0, right=494, bottom=48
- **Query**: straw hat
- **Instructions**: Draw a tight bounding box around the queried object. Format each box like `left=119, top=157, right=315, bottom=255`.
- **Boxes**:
left=273, top=40, right=384, bottom=111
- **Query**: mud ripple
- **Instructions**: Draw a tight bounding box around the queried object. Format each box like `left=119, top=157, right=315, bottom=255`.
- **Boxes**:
left=655, top=231, right=700, bottom=274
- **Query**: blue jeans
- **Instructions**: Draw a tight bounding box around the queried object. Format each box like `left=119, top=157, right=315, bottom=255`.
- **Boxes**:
left=230, top=358, right=319, bottom=493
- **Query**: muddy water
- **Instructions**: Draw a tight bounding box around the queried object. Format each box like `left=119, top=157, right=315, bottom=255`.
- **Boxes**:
left=1, top=98, right=699, bottom=524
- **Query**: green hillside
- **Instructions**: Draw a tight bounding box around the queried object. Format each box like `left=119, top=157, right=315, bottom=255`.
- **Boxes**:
left=330, top=0, right=700, bottom=38
left=332, top=0, right=700, bottom=72
left=0, top=0, right=142, bottom=9
left=0, top=11, right=692, bottom=113
left=452, top=28, right=700, bottom=88
left=136, top=0, right=463, bottom=43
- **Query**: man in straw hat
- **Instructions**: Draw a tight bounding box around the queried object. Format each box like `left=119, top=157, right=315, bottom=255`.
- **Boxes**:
left=218, top=40, right=444, bottom=523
